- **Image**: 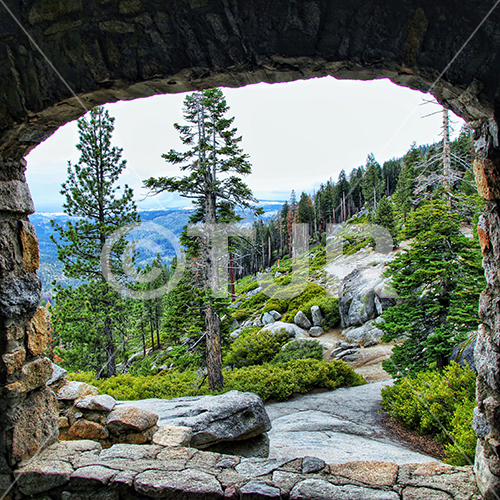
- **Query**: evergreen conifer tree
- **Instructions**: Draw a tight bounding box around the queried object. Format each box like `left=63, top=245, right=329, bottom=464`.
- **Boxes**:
left=373, top=196, right=398, bottom=249
left=333, top=169, right=350, bottom=222
left=298, top=192, right=314, bottom=228
left=143, top=88, right=259, bottom=391
left=381, top=196, right=485, bottom=376
left=362, top=154, right=384, bottom=211
left=393, top=144, right=422, bottom=221
left=51, top=106, right=139, bottom=377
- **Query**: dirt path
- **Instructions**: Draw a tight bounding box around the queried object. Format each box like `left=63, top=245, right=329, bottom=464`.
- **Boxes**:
left=317, top=327, right=393, bottom=383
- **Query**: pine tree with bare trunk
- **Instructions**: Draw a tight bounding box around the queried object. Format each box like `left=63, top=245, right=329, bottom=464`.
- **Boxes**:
left=144, top=89, right=259, bottom=391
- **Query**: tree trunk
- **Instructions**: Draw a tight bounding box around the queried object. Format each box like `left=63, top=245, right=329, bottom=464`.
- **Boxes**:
left=204, top=161, right=224, bottom=391
left=156, top=328, right=161, bottom=351
left=150, top=321, right=155, bottom=352
left=104, top=316, right=116, bottom=378
left=155, top=301, right=161, bottom=349
left=268, top=236, right=272, bottom=267
left=443, top=109, right=452, bottom=206
left=229, top=252, right=236, bottom=301
left=205, top=303, right=223, bottom=391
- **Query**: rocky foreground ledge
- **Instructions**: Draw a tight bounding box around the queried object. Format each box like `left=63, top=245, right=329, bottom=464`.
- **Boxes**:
left=13, top=440, right=479, bottom=500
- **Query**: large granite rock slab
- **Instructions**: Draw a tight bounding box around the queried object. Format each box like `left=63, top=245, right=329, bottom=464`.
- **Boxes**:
left=343, top=317, right=385, bottom=343
left=135, top=468, right=224, bottom=498
left=260, top=321, right=307, bottom=339
left=289, top=479, right=400, bottom=500
left=117, top=391, right=271, bottom=449
left=338, top=267, right=396, bottom=328
left=265, top=381, right=440, bottom=466
left=15, top=460, right=74, bottom=496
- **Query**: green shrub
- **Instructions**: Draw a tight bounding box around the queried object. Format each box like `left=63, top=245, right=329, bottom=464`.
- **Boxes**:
left=68, top=371, right=98, bottom=384
left=271, top=339, right=323, bottom=364
left=262, top=298, right=289, bottom=314
left=444, top=398, right=477, bottom=466
left=245, top=291, right=268, bottom=310
left=128, top=356, right=155, bottom=376
left=287, top=282, right=326, bottom=311
left=344, top=237, right=371, bottom=256
left=224, top=327, right=289, bottom=368
left=316, top=297, right=340, bottom=328
left=231, top=308, right=250, bottom=321
left=310, top=247, right=327, bottom=272
left=275, top=274, right=292, bottom=286
left=283, top=308, right=299, bottom=323
left=223, top=359, right=365, bottom=401
left=155, top=344, right=204, bottom=371
left=258, top=269, right=309, bottom=301
left=69, top=370, right=200, bottom=400
left=277, top=257, right=293, bottom=273
left=236, top=279, right=259, bottom=295
left=381, top=362, right=476, bottom=465
left=70, top=359, right=365, bottom=404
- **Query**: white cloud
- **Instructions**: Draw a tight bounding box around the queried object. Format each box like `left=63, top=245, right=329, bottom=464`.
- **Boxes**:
left=26, top=77, right=464, bottom=211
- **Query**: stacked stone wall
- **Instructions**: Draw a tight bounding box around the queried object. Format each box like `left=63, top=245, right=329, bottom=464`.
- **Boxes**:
left=0, top=159, right=58, bottom=498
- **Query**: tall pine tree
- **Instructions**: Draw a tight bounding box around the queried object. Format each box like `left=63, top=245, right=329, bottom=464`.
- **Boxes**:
left=381, top=196, right=485, bottom=376
left=51, top=106, right=139, bottom=377
left=143, top=88, right=259, bottom=391
left=362, top=153, right=384, bottom=211
left=373, top=196, right=398, bottom=249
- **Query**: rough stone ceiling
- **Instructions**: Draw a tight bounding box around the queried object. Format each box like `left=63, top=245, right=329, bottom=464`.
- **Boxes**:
left=1, top=0, right=500, bottom=161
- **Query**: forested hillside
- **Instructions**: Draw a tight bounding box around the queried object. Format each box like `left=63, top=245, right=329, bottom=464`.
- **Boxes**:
left=32, top=203, right=282, bottom=299
left=43, top=92, right=484, bottom=467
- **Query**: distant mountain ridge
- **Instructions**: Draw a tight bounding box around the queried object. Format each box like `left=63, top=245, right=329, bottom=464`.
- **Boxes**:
left=31, top=202, right=283, bottom=298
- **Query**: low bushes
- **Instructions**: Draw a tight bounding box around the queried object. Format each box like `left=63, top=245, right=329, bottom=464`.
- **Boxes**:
left=280, top=283, right=340, bottom=329
left=234, top=276, right=340, bottom=330
left=223, top=359, right=365, bottom=401
left=69, top=358, right=365, bottom=403
left=236, top=278, right=259, bottom=295
left=69, top=370, right=199, bottom=400
left=445, top=398, right=477, bottom=466
left=262, top=298, right=289, bottom=314
left=224, top=327, right=289, bottom=368
left=271, top=339, right=323, bottom=364
left=343, top=237, right=372, bottom=256
left=231, top=308, right=250, bottom=322
left=286, top=282, right=325, bottom=311
left=381, top=362, right=476, bottom=465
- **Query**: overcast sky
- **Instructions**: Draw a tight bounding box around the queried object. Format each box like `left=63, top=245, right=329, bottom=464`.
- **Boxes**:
left=26, top=76, right=465, bottom=213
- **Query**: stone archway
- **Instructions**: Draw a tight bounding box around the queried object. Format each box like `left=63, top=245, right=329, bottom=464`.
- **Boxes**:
left=2, top=1, right=500, bottom=497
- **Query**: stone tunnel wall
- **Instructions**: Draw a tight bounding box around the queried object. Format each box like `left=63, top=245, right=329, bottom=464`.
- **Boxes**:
left=474, top=152, right=500, bottom=498
left=0, top=158, right=59, bottom=495
left=2, top=0, right=500, bottom=498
